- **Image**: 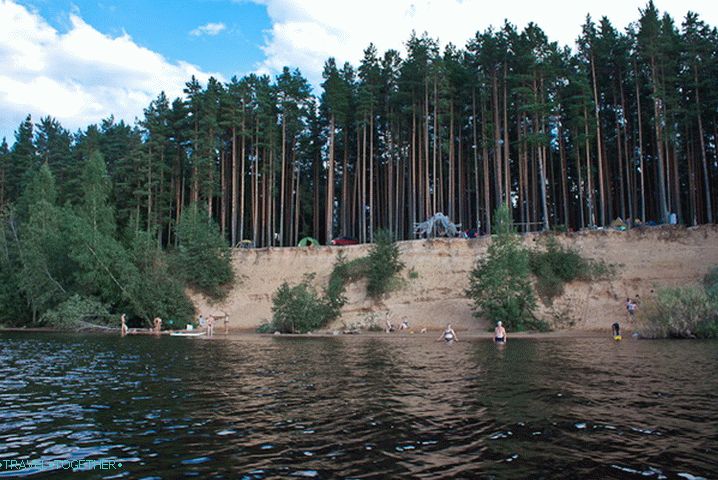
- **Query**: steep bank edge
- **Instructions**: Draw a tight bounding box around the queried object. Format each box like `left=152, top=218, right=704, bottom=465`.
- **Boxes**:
left=189, top=225, right=718, bottom=333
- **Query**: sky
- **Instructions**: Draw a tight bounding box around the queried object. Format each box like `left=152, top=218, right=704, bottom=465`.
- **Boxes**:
left=1, top=0, right=717, bottom=144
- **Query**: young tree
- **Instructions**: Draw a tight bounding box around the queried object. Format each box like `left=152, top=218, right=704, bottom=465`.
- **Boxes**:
left=174, top=202, right=234, bottom=298
left=466, top=205, right=538, bottom=330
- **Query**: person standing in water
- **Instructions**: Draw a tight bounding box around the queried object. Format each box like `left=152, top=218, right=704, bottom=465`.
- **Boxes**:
left=207, top=315, right=214, bottom=337
left=438, top=324, right=458, bottom=342
left=153, top=317, right=162, bottom=334
left=120, top=313, right=128, bottom=337
left=494, top=321, right=507, bottom=343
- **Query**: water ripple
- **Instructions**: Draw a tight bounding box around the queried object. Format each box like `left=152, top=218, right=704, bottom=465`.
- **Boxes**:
left=0, top=333, right=716, bottom=478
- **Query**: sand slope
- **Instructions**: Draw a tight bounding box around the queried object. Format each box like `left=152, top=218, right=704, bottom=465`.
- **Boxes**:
left=191, top=226, right=718, bottom=333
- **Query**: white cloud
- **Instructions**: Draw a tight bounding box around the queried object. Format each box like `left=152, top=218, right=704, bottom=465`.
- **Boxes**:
left=251, top=0, right=718, bottom=86
left=189, top=22, right=227, bottom=37
left=0, top=0, right=221, bottom=142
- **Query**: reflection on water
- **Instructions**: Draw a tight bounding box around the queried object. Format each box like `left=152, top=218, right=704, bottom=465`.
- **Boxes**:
left=0, top=333, right=716, bottom=479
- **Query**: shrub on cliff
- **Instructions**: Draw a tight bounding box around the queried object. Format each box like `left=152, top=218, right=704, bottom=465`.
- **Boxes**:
left=528, top=237, right=611, bottom=303
left=269, top=274, right=341, bottom=333
left=327, top=251, right=368, bottom=307
left=466, top=206, right=543, bottom=331
left=366, top=229, right=404, bottom=298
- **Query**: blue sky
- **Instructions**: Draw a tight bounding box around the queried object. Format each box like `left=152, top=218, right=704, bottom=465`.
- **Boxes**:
left=2, top=0, right=717, bottom=144
left=15, top=0, right=270, bottom=79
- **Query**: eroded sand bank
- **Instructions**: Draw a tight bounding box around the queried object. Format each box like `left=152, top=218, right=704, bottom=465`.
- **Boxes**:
left=191, top=226, right=718, bottom=334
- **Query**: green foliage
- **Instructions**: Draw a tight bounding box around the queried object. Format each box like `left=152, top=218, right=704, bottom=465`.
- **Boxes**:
left=529, top=236, right=614, bottom=304
left=126, top=230, right=195, bottom=328
left=327, top=251, right=368, bottom=306
left=0, top=210, right=31, bottom=325
left=174, top=203, right=234, bottom=299
left=366, top=229, right=404, bottom=298
left=256, top=322, right=274, bottom=334
left=529, top=237, right=589, bottom=303
left=77, top=151, right=116, bottom=239
left=40, top=294, right=110, bottom=328
left=268, top=235, right=405, bottom=333
left=640, top=285, right=718, bottom=339
left=15, top=166, right=70, bottom=318
left=0, top=158, right=195, bottom=328
left=270, top=274, right=340, bottom=333
left=466, top=206, right=541, bottom=331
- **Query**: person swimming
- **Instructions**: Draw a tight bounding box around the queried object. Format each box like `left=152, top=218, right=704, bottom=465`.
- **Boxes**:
left=439, top=324, right=458, bottom=342
left=494, top=321, right=507, bottom=343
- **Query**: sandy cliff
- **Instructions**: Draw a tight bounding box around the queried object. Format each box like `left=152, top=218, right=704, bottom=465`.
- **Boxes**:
left=191, top=226, right=718, bottom=333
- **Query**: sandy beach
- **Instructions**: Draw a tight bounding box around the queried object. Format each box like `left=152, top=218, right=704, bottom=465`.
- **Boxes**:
left=190, top=225, right=718, bottom=334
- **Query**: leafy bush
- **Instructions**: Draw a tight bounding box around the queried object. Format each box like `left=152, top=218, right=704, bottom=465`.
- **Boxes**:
left=640, top=286, right=718, bottom=339
left=327, top=251, right=368, bottom=307
left=530, top=237, right=588, bottom=303
left=466, top=205, right=542, bottom=331
left=256, top=322, right=274, bottom=334
left=41, top=294, right=110, bottom=328
left=173, top=203, right=234, bottom=299
left=529, top=236, right=613, bottom=304
left=270, top=274, right=341, bottom=333
left=366, top=229, right=404, bottom=298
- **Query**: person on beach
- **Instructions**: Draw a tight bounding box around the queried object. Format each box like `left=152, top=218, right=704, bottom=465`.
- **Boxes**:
left=399, top=319, right=409, bottom=330
left=120, top=313, right=128, bottom=337
left=153, top=317, right=162, bottom=334
left=439, top=324, right=458, bottom=342
left=626, top=298, right=637, bottom=319
left=207, top=315, right=214, bottom=337
left=223, top=315, right=229, bottom=335
left=385, top=318, right=394, bottom=333
left=494, top=321, right=507, bottom=343
left=198, top=314, right=206, bottom=328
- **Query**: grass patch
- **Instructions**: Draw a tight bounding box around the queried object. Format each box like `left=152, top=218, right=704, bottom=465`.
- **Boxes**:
left=639, top=266, right=718, bottom=339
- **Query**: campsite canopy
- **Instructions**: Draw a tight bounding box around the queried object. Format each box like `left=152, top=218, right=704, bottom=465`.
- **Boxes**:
left=298, top=236, right=320, bottom=247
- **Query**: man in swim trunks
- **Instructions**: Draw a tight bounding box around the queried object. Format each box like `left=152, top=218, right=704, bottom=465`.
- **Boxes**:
left=612, top=322, right=620, bottom=337
left=495, top=321, right=507, bottom=343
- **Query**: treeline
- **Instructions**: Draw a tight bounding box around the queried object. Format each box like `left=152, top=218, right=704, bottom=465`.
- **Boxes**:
left=1, top=1, right=717, bottom=254
left=0, top=152, right=233, bottom=327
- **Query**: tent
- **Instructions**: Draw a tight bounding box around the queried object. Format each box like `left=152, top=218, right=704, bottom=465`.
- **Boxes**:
left=298, top=236, right=320, bottom=247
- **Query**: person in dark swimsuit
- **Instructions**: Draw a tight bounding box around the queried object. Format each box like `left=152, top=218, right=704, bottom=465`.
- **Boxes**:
left=438, top=324, right=458, bottom=342
left=494, top=321, right=507, bottom=343
left=612, top=322, right=620, bottom=337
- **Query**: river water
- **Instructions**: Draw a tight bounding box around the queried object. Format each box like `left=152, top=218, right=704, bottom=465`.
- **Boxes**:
left=0, top=333, right=716, bottom=479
